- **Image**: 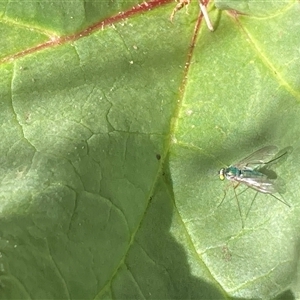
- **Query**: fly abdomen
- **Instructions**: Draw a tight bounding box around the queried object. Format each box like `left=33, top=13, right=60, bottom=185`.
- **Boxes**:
left=241, top=168, right=265, bottom=179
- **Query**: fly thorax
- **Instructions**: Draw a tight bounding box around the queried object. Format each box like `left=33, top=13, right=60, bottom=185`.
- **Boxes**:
left=225, top=166, right=241, bottom=180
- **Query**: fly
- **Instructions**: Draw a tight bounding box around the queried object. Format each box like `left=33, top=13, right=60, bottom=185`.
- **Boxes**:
left=218, top=145, right=291, bottom=227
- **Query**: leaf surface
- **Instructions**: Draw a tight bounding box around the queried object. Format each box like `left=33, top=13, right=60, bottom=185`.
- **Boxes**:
left=0, top=0, right=300, bottom=299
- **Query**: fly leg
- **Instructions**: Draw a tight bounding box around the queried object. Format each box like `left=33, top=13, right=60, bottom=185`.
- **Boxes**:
left=217, top=182, right=232, bottom=207
left=226, top=187, right=254, bottom=222
left=269, top=193, right=291, bottom=207
left=218, top=182, right=245, bottom=227
left=233, top=182, right=245, bottom=228
left=218, top=181, right=241, bottom=207
left=245, top=191, right=258, bottom=220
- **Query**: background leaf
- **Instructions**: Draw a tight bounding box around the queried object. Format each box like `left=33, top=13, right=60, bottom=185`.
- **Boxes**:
left=214, top=0, right=293, bottom=16
left=0, top=0, right=300, bottom=299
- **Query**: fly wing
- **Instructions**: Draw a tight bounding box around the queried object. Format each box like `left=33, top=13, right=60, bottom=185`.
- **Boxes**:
left=235, top=146, right=278, bottom=169
left=235, top=175, right=285, bottom=194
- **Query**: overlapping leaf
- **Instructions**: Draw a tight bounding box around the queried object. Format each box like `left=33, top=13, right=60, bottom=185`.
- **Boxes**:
left=0, top=0, right=299, bottom=299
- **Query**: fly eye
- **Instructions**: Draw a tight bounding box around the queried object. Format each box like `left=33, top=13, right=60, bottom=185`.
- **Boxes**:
left=219, top=168, right=225, bottom=181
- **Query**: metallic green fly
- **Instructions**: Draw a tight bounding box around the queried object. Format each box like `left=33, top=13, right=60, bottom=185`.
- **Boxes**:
left=218, top=145, right=291, bottom=227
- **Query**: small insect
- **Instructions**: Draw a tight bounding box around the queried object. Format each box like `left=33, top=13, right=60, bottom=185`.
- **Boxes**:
left=170, top=0, right=214, bottom=31
left=219, top=145, right=291, bottom=227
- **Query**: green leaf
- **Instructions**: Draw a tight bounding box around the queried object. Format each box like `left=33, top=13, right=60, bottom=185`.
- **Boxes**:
left=0, top=0, right=300, bottom=299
